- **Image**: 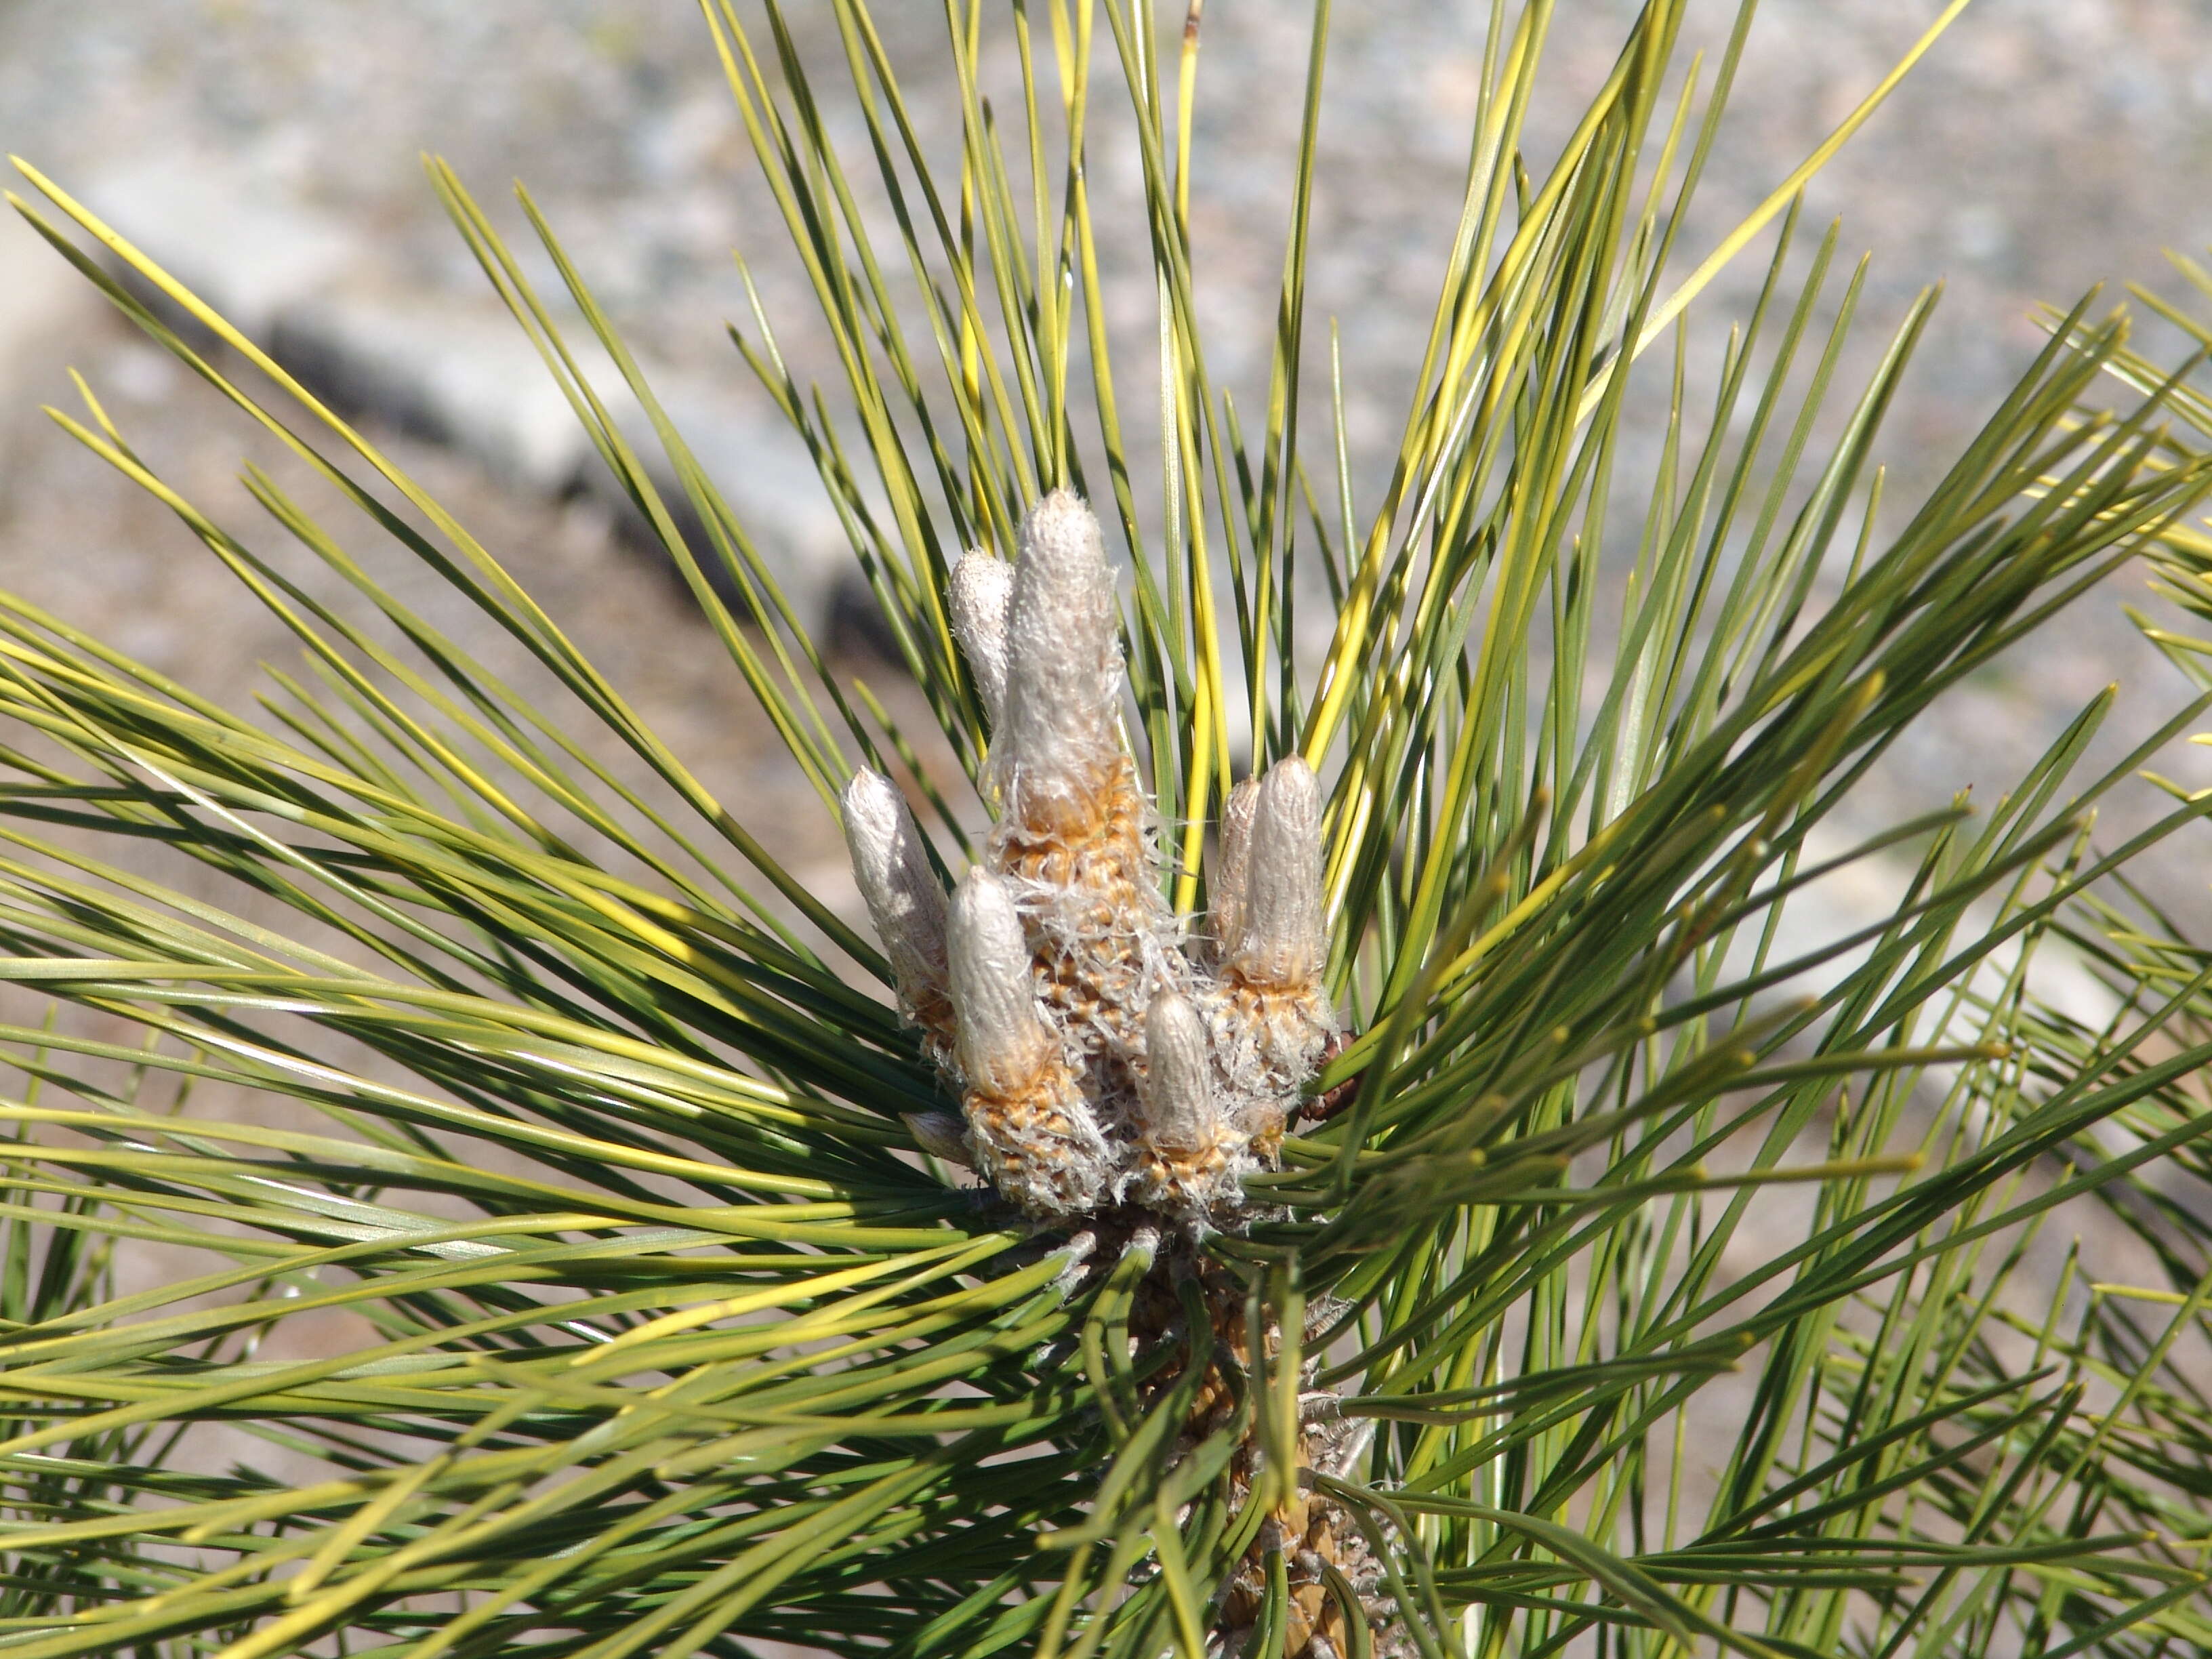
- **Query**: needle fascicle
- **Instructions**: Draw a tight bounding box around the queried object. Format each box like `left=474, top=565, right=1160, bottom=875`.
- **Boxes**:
left=901, top=1109, right=974, bottom=1168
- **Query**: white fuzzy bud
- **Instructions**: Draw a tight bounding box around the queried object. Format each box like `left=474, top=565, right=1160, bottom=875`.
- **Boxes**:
left=1211, top=775, right=1261, bottom=960
left=949, top=549, right=1014, bottom=727
left=1231, top=756, right=1326, bottom=988
left=901, top=1109, right=973, bottom=1167
left=1141, top=991, right=1220, bottom=1151
left=1000, top=490, right=1124, bottom=833
left=948, top=867, right=1117, bottom=1216
left=947, top=870, right=1053, bottom=1093
left=840, top=769, right=950, bottom=1031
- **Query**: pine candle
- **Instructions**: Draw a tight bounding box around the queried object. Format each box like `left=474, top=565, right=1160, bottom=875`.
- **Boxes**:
left=844, top=490, right=1336, bottom=1229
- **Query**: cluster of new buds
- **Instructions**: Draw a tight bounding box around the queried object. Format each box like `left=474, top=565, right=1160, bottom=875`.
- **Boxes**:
left=841, top=490, right=1336, bottom=1228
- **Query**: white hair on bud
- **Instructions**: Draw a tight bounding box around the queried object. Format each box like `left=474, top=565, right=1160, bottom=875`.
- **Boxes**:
left=839, top=769, right=949, bottom=1033
left=1210, top=775, right=1261, bottom=962
left=1141, top=991, right=1221, bottom=1151
left=947, top=871, right=1052, bottom=1093
left=948, top=872, right=1117, bottom=1216
left=949, top=549, right=1015, bottom=726
left=901, top=1110, right=973, bottom=1167
left=998, top=490, right=1124, bottom=832
left=1231, top=755, right=1326, bottom=988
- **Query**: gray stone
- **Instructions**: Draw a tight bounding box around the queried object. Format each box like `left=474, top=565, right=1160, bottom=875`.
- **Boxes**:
left=78, top=150, right=851, bottom=635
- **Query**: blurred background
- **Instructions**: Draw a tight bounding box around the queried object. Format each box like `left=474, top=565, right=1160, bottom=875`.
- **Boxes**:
left=1, top=0, right=2210, bottom=929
